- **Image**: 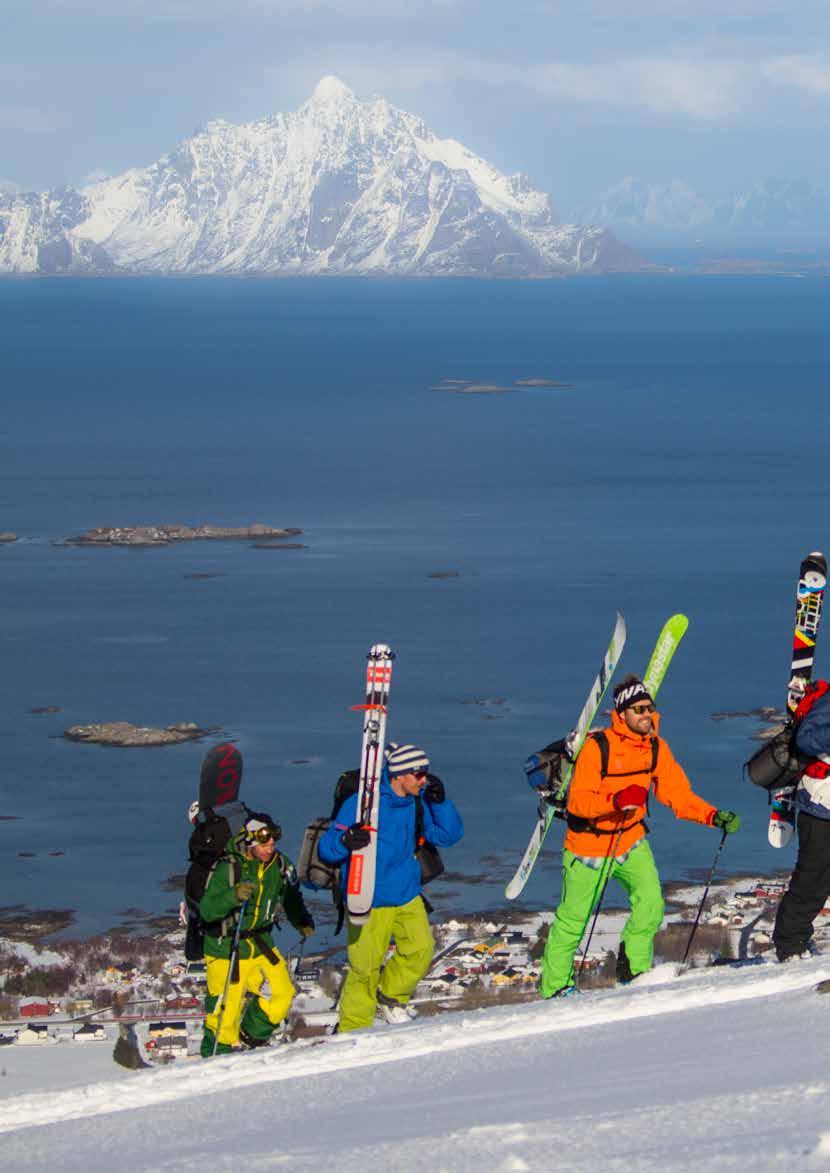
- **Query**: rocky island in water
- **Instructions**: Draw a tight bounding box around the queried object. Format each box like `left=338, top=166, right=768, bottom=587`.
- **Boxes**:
left=57, top=524, right=301, bottom=548
left=64, top=721, right=217, bottom=747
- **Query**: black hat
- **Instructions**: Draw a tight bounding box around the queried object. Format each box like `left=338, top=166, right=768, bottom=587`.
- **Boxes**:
left=613, top=677, right=654, bottom=713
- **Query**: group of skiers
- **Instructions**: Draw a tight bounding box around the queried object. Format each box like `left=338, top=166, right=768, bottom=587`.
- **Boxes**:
left=191, top=667, right=830, bottom=1055
left=191, top=672, right=744, bottom=1055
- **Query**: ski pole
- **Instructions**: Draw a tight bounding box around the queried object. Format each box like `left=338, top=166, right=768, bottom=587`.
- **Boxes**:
left=575, top=823, right=626, bottom=988
left=211, top=899, right=248, bottom=1057
left=678, top=829, right=728, bottom=975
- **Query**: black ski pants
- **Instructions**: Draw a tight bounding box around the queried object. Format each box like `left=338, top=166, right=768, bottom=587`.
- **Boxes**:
left=773, top=810, right=830, bottom=961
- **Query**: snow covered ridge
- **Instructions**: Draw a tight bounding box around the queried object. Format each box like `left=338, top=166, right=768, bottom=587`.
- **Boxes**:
left=577, top=176, right=830, bottom=238
left=0, top=77, right=641, bottom=277
left=1, top=957, right=828, bottom=1138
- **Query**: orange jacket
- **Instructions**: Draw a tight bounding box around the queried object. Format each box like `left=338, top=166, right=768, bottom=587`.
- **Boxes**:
left=564, top=710, right=717, bottom=859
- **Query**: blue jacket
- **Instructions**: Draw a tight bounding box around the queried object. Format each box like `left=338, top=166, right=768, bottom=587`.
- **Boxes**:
left=318, top=769, right=464, bottom=909
left=795, top=690, right=830, bottom=820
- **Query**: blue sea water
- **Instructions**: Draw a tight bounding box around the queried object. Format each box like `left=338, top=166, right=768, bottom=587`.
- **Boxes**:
left=2, top=275, right=829, bottom=941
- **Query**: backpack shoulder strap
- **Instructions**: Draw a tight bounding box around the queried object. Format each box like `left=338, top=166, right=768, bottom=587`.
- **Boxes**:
left=414, top=794, right=425, bottom=848
left=590, top=731, right=610, bottom=779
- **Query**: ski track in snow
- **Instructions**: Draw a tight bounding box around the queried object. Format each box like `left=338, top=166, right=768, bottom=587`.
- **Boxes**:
left=2, top=956, right=828, bottom=1140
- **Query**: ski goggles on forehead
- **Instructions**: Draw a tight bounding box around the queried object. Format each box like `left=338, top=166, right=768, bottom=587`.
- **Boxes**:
left=246, top=825, right=281, bottom=844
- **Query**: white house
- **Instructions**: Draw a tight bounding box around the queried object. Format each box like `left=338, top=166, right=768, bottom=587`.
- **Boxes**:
left=15, top=1024, right=56, bottom=1045
left=73, top=1023, right=107, bottom=1042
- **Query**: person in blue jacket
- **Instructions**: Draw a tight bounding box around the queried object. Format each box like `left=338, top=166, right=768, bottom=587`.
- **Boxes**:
left=773, top=680, right=830, bottom=960
left=318, top=742, right=463, bottom=1031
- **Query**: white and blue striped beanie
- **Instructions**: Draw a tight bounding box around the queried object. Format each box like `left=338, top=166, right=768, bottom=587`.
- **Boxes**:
left=386, top=743, right=430, bottom=777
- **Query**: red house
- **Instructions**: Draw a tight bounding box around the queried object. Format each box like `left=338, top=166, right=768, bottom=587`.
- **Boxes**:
left=20, top=1001, right=56, bottom=1018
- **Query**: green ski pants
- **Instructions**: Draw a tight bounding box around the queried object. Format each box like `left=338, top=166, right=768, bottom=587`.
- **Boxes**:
left=339, top=896, right=434, bottom=1032
left=540, top=841, right=664, bottom=997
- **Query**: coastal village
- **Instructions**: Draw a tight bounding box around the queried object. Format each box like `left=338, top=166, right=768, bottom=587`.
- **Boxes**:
left=2, top=873, right=827, bottom=1062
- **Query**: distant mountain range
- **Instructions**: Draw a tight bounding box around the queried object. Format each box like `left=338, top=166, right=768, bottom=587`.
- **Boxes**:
left=0, top=77, right=639, bottom=277
left=576, top=177, right=830, bottom=241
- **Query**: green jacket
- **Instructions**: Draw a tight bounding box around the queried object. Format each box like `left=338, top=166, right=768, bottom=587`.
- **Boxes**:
left=199, top=837, right=312, bottom=961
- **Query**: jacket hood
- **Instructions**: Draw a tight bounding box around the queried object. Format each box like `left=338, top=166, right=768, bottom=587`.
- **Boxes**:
left=610, top=708, right=661, bottom=742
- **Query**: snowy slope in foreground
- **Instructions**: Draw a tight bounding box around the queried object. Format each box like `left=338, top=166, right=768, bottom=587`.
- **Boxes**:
left=3, top=956, right=830, bottom=1170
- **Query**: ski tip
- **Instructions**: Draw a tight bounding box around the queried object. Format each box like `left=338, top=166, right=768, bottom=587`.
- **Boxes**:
left=659, top=613, right=690, bottom=642
left=803, top=552, right=828, bottom=578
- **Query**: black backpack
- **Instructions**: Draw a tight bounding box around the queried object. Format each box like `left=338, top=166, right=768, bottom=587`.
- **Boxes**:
left=744, top=680, right=830, bottom=792
left=183, top=809, right=244, bottom=961
left=296, top=769, right=445, bottom=932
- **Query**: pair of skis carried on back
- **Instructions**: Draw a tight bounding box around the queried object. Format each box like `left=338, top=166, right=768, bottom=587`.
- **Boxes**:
left=505, top=612, right=690, bottom=900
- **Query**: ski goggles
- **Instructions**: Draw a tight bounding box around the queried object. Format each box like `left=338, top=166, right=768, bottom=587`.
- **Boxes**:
left=246, top=824, right=282, bottom=844
left=629, top=704, right=655, bottom=715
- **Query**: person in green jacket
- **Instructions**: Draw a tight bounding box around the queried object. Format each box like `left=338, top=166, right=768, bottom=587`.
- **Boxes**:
left=199, top=811, right=314, bottom=1056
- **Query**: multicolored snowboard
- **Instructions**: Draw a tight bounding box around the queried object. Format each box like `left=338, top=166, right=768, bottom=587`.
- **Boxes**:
left=346, top=643, right=394, bottom=922
left=769, top=551, right=827, bottom=849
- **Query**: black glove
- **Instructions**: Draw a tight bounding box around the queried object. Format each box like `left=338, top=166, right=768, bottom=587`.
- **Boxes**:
left=423, top=776, right=445, bottom=804
left=299, top=919, right=315, bottom=939
left=341, top=823, right=371, bottom=851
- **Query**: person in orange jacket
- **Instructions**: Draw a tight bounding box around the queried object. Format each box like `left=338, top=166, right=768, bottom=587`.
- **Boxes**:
left=540, top=674, right=741, bottom=998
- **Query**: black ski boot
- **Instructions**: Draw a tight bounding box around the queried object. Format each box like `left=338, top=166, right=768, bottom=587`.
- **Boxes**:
left=239, top=1026, right=272, bottom=1049
left=616, top=941, right=640, bottom=985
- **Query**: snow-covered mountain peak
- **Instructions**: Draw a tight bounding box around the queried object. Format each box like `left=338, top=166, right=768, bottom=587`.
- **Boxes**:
left=308, top=75, right=356, bottom=106
left=0, top=80, right=642, bottom=275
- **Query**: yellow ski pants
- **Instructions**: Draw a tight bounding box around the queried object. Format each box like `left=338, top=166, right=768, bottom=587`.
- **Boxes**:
left=205, top=949, right=295, bottom=1046
left=339, top=896, right=434, bottom=1032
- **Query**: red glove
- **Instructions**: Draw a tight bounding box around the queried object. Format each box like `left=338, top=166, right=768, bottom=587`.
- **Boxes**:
left=613, top=784, right=649, bottom=812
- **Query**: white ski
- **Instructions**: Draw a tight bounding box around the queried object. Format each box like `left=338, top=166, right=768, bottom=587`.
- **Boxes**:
left=346, top=643, right=394, bottom=922
left=505, top=612, right=626, bottom=900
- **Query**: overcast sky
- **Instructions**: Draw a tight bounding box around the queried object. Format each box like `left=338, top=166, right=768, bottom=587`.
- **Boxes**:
left=3, top=0, right=830, bottom=211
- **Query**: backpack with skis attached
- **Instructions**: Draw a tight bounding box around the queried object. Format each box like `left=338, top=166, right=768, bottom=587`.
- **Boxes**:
left=526, top=730, right=659, bottom=833
left=296, top=767, right=445, bottom=932
left=744, top=680, right=830, bottom=793
left=183, top=743, right=248, bottom=961
left=524, top=733, right=578, bottom=815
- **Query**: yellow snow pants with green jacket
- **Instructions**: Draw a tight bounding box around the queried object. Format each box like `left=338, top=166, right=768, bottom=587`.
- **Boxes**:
left=339, top=896, right=434, bottom=1032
